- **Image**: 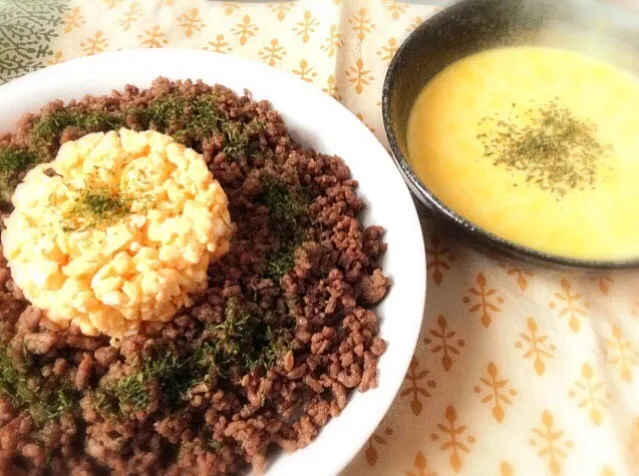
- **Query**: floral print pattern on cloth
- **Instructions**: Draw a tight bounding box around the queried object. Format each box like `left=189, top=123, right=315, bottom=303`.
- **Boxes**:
left=1, top=1, right=638, bottom=475
left=0, top=0, right=68, bottom=82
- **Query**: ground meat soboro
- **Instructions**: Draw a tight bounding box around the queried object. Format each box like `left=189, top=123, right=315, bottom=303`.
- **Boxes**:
left=0, top=78, right=390, bottom=475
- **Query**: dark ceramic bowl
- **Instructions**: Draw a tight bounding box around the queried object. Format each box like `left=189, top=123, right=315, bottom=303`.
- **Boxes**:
left=382, top=0, right=639, bottom=269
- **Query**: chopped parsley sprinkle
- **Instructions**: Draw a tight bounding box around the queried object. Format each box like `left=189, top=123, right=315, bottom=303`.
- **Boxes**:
left=32, top=110, right=125, bottom=150
left=64, top=186, right=131, bottom=231
left=0, top=147, right=38, bottom=175
left=480, top=101, right=611, bottom=197
left=0, top=345, right=77, bottom=426
left=260, top=176, right=309, bottom=281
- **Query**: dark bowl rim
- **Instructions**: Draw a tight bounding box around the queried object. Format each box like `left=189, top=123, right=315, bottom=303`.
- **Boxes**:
left=381, top=0, right=639, bottom=271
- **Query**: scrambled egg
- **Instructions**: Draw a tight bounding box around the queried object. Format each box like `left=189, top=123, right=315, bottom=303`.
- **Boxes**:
left=1, top=129, right=234, bottom=337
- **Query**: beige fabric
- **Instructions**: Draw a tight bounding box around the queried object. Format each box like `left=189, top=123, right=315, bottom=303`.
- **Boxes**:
left=8, top=0, right=639, bottom=474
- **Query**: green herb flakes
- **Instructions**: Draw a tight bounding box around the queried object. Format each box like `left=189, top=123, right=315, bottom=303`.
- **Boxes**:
left=136, top=92, right=224, bottom=141
left=209, top=298, right=293, bottom=374
left=0, top=147, right=38, bottom=175
left=64, top=186, right=131, bottom=231
left=0, top=146, right=40, bottom=206
left=259, top=176, right=309, bottom=281
left=0, top=346, right=77, bottom=426
left=480, top=102, right=611, bottom=197
left=33, top=110, right=124, bottom=146
left=96, top=347, right=211, bottom=415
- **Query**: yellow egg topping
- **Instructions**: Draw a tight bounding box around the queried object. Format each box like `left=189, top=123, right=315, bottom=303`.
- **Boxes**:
left=1, top=129, right=234, bottom=337
left=408, top=46, right=639, bottom=261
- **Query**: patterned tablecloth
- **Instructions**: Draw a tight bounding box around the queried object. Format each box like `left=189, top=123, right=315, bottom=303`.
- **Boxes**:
left=1, top=1, right=638, bottom=475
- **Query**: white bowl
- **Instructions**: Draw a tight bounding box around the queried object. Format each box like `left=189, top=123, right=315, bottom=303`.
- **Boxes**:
left=0, top=49, right=426, bottom=476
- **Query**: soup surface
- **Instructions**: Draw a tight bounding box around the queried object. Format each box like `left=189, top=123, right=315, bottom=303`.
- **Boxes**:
left=408, top=46, right=639, bottom=260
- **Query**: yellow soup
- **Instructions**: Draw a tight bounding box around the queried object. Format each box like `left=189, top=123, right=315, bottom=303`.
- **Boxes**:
left=407, top=46, right=639, bottom=261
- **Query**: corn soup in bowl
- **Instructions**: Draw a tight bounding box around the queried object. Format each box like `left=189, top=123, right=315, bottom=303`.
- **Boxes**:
left=383, top=0, right=639, bottom=267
